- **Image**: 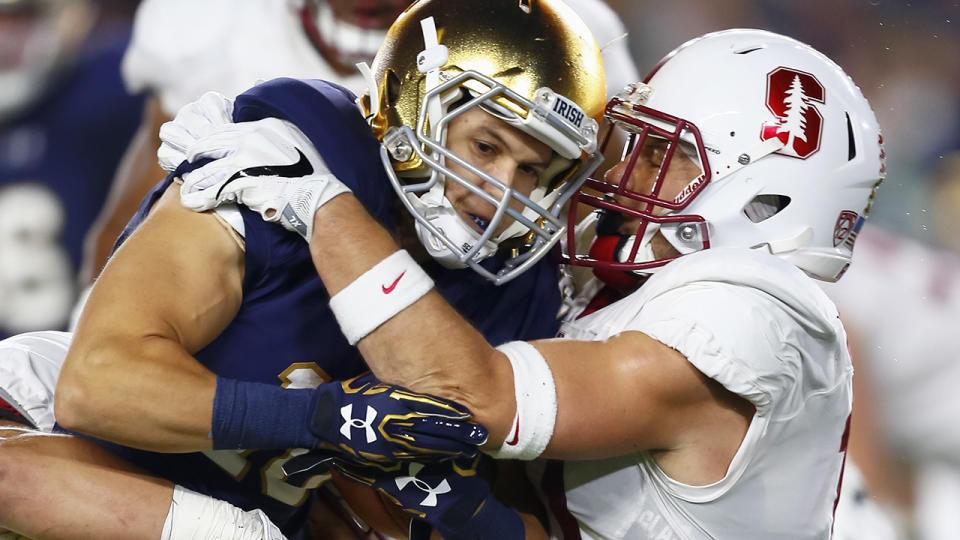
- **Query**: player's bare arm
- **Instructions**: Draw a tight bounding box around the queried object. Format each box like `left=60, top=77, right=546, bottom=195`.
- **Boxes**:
left=0, top=419, right=176, bottom=539
left=306, top=194, right=753, bottom=483
left=57, top=182, right=243, bottom=451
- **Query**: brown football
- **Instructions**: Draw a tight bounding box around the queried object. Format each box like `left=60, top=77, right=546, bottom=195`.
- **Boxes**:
left=330, top=471, right=411, bottom=538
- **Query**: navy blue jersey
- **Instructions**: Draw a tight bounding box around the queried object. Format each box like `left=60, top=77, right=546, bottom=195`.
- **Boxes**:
left=0, top=28, right=144, bottom=338
left=92, top=78, right=562, bottom=535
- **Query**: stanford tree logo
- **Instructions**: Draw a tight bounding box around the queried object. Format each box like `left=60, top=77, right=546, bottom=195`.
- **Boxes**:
left=761, top=67, right=825, bottom=159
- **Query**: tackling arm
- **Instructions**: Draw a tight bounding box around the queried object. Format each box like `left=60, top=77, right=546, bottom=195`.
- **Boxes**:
left=306, top=196, right=750, bottom=464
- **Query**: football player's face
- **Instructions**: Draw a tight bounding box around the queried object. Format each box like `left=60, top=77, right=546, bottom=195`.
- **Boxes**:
left=605, top=137, right=702, bottom=221
left=323, top=0, right=409, bottom=29
left=443, top=108, right=554, bottom=237
left=0, top=6, right=39, bottom=69
left=604, top=137, right=702, bottom=257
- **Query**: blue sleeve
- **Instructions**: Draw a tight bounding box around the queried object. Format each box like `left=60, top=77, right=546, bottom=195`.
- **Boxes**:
left=231, top=78, right=396, bottom=230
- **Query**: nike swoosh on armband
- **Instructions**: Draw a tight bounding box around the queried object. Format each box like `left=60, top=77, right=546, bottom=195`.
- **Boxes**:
left=382, top=271, right=406, bottom=294
left=215, top=148, right=314, bottom=199
left=506, top=416, right=520, bottom=446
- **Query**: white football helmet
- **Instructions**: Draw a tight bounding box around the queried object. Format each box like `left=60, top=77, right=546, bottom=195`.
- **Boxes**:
left=299, top=0, right=410, bottom=74
left=360, top=0, right=606, bottom=284
left=0, top=0, right=95, bottom=121
left=563, top=29, right=885, bottom=283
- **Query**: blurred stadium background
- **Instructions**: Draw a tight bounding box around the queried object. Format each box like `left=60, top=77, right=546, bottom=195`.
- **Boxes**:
left=1, top=0, right=958, bottom=538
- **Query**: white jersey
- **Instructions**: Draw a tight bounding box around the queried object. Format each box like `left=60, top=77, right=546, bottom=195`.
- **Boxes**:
left=122, top=0, right=639, bottom=118
left=820, top=223, right=960, bottom=460
left=122, top=0, right=365, bottom=116
left=550, top=248, right=852, bottom=539
left=0, top=330, right=70, bottom=431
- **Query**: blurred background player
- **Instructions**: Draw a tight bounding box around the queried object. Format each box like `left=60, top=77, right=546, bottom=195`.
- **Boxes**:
left=822, top=152, right=960, bottom=540
left=0, top=0, right=143, bottom=337
left=79, top=0, right=639, bottom=284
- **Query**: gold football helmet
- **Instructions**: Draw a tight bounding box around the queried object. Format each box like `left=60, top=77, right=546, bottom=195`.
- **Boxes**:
left=358, top=0, right=606, bottom=284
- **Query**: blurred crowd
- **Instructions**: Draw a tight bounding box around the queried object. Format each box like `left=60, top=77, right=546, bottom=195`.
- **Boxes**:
left=1, top=0, right=958, bottom=539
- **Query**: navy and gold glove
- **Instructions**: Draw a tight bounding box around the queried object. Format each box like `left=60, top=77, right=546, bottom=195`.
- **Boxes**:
left=310, top=373, right=487, bottom=462
left=212, top=373, right=487, bottom=462
left=331, top=455, right=525, bottom=540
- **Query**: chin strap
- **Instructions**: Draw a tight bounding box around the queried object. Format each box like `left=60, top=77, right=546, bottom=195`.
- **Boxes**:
left=354, top=61, right=378, bottom=123
left=412, top=207, right=499, bottom=269
left=417, top=16, right=450, bottom=209
left=418, top=16, right=448, bottom=141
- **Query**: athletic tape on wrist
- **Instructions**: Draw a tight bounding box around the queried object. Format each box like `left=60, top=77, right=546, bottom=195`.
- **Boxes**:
left=487, top=341, right=557, bottom=460
left=329, top=250, right=434, bottom=345
left=161, top=484, right=284, bottom=540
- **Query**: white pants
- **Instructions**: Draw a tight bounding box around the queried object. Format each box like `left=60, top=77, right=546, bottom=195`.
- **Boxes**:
left=0, top=330, right=71, bottom=431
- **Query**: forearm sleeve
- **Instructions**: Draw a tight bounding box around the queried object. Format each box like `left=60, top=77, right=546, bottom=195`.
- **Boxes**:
left=211, top=376, right=316, bottom=450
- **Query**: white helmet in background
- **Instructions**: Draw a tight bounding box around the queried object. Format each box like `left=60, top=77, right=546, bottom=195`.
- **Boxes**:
left=298, top=0, right=410, bottom=74
left=0, top=0, right=95, bottom=121
left=564, top=28, right=885, bottom=283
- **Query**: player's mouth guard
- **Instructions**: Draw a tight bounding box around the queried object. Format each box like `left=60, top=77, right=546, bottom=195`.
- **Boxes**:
left=356, top=17, right=601, bottom=284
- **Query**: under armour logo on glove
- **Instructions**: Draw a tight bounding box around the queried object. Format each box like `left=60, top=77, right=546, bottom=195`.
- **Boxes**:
left=330, top=455, right=526, bottom=540
left=307, top=373, right=488, bottom=463
left=340, top=404, right=378, bottom=443
left=396, top=463, right=452, bottom=507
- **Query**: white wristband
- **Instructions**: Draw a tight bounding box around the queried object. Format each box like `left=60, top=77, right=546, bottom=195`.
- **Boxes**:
left=329, top=250, right=434, bottom=345
left=486, top=341, right=557, bottom=460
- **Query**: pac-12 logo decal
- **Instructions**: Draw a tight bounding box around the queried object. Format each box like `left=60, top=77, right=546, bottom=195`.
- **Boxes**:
left=833, top=210, right=859, bottom=248
left=761, top=67, right=825, bottom=159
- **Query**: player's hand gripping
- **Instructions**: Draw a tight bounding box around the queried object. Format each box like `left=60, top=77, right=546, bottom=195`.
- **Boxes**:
left=157, top=90, right=235, bottom=172
left=312, top=455, right=526, bottom=540
left=307, top=373, right=487, bottom=463
left=160, top=94, right=350, bottom=239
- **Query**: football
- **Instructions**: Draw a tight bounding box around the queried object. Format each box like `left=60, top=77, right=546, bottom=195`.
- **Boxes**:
left=330, top=471, right=411, bottom=538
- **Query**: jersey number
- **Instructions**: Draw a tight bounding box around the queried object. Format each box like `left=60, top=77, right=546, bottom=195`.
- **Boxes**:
left=0, top=183, right=74, bottom=334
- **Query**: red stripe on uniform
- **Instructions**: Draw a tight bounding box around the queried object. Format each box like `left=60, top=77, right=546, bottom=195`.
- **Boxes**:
left=541, top=460, right=582, bottom=539
left=0, top=397, right=18, bottom=414
left=0, top=395, right=26, bottom=422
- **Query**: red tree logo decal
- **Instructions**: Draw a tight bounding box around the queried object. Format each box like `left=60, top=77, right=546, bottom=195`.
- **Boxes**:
left=761, top=67, right=825, bottom=159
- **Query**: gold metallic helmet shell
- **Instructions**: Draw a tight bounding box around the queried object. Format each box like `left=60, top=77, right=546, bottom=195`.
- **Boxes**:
left=357, top=0, right=608, bottom=285
left=363, top=0, right=607, bottom=171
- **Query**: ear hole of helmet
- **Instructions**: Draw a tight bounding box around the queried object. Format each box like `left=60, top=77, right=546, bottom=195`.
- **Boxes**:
left=385, top=69, right=402, bottom=107
left=743, top=194, right=791, bottom=223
